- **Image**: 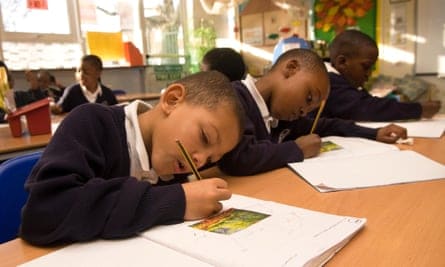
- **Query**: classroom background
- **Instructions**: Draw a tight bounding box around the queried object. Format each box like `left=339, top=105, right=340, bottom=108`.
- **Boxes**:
left=0, top=0, right=444, bottom=113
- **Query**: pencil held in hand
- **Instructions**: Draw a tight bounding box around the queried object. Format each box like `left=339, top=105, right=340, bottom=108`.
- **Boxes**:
left=176, top=139, right=202, bottom=180
left=310, top=100, right=326, bottom=134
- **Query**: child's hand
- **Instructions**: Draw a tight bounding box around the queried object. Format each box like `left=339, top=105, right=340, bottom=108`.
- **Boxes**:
left=295, top=134, right=322, bottom=158
left=182, top=178, right=231, bottom=220
left=421, top=100, right=441, bottom=119
left=376, top=124, right=407, bottom=143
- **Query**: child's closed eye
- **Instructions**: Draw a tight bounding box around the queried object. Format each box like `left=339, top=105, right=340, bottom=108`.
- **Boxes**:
left=201, top=129, right=210, bottom=146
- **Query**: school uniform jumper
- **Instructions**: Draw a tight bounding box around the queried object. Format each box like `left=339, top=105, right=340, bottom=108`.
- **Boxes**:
left=318, top=72, right=422, bottom=121
left=20, top=103, right=186, bottom=246
left=217, top=80, right=378, bottom=176
left=57, top=83, right=118, bottom=113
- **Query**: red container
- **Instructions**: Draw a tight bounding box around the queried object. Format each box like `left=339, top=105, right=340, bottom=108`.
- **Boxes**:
left=124, top=41, right=144, bottom=66
left=6, top=98, right=51, bottom=137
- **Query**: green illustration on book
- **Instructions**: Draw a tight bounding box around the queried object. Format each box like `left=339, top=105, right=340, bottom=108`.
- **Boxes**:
left=320, top=141, right=343, bottom=153
left=190, top=208, right=270, bottom=235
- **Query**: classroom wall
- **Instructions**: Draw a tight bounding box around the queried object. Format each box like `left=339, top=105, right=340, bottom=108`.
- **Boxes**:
left=377, top=0, right=416, bottom=77
left=377, top=0, right=445, bottom=113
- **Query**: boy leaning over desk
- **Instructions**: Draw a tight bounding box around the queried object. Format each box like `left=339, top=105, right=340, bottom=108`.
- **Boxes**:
left=217, top=48, right=407, bottom=176
left=20, top=71, right=245, bottom=246
left=312, top=29, right=441, bottom=121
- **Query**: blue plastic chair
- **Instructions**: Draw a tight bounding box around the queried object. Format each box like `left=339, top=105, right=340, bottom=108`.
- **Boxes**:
left=0, top=151, right=41, bottom=243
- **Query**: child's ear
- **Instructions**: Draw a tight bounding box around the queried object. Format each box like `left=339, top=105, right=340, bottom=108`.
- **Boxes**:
left=333, top=55, right=347, bottom=71
left=160, top=83, right=186, bottom=115
left=282, top=59, right=300, bottom=79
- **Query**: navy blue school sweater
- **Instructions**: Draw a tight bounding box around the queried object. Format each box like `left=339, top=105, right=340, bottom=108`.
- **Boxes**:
left=58, top=83, right=118, bottom=113
left=20, top=103, right=185, bottom=246
left=217, top=81, right=377, bottom=176
left=314, top=72, right=422, bottom=121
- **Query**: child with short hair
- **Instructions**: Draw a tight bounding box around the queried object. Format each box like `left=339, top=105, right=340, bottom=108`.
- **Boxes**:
left=217, top=48, right=407, bottom=176
left=52, top=54, right=117, bottom=114
left=20, top=71, right=245, bottom=246
left=318, top=29, right=441, bottom=121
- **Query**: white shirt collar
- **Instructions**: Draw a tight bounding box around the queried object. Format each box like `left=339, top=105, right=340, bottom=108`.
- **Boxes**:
left=324, top=62, right=363, bottom=90
left=325, top=62, right=339, bottom=74
left=124, top=100, right=160, bottom=184
left=241, top=74, right=278, bottom=133
left=80, top=83, right=103, bottom=103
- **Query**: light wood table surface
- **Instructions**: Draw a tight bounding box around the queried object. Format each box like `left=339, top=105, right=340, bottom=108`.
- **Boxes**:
left=0, top=115, right=65, bottom=161
left=1, top=135, right=444, bottom=267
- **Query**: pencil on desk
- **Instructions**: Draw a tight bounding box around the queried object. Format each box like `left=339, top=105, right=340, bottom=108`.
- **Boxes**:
left=175, top=139, right=202, bottom=180
left=310, top=100, right=326, bottom=134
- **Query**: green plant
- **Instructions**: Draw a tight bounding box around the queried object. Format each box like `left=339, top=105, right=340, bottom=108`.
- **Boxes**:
left=187, top=19, right=216, bottom=73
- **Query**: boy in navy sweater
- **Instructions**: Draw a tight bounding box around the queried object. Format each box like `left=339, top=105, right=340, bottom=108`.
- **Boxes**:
left=20, top=71, right=244, bottom=246
left=218, top=49, right=407, bottom=176
left=317, top=29, right=440, bottom=121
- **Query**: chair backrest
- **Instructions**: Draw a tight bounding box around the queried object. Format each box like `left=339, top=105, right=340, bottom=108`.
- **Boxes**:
left=0, top=151, right=41, bottom=243
left=112, top=89, right=127, bottom=95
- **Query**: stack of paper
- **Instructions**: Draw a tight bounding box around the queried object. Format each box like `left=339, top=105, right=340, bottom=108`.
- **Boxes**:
left=289, top=136, right=445, bottom=192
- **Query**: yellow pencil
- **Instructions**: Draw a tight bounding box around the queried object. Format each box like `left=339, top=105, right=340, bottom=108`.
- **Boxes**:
left=175, top=139, right=202, bottom=180
left=310, top=100, right=326, bottom=134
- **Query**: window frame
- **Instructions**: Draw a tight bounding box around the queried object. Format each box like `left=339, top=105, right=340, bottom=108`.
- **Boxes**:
left=0, top=0, right=81, bottom=43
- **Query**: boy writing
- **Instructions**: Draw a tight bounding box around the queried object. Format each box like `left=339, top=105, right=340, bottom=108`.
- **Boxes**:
left=317, top=29, right=441, bottom=121
left=217, top=48, right=407, bottom=176
left=20, top=71, right=245, bottom=246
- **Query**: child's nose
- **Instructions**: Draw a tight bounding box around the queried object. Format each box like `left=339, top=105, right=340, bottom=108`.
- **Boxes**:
left=192, top=151, right=212, bottom=169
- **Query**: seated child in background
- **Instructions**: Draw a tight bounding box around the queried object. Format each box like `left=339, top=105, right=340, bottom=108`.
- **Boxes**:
left=315, top=29, right=441, bottom=121
left=200, top=47, right=247, bottom=81
left=217, top=48, right=407, bottom=176
left=20, top=71, right=245, bottom=246
left=37, top=70, right=64, bottom=102
left=14, top=70, right=48, bottom=108
left=52, top=54, right=117, bottom=114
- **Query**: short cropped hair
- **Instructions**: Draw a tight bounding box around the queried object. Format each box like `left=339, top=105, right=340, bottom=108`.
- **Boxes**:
left=81, top=54, right=103, bottom=71
left=271, top=48, right=327, bottom=75
left=329, top=29, right=377, bottom=61
left=176, top=70, right=245, bottom=137
left=202, top=48, right=246, bottom=81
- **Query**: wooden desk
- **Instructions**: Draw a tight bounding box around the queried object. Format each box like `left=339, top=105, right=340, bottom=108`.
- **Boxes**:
left=0, top=116, right=64, bottom=161
left=1, top=135, right=444, bottom=267
left=116, top=92, right=161, bottom=103
left=0, top=126, right=51, bottom=161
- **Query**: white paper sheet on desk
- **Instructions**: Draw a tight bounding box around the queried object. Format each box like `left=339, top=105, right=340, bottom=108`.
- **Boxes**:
left=289, top=150, right=445, bottom=192
left=306, top=136, right=399, bottom=163
left=18, top=237, right=212, bottom=267
left=357, top=118, right=445, bottom=138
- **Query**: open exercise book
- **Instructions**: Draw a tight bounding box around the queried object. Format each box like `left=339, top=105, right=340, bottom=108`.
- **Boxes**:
left=19, top=194, right=366, bottom=267
left=289, top=136, right=445, bottom=192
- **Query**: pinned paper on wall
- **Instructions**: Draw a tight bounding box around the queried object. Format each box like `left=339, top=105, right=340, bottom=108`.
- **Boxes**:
left=86, top=31, right=124, bottom=64
left=27, top=0, right=48, bottom=10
